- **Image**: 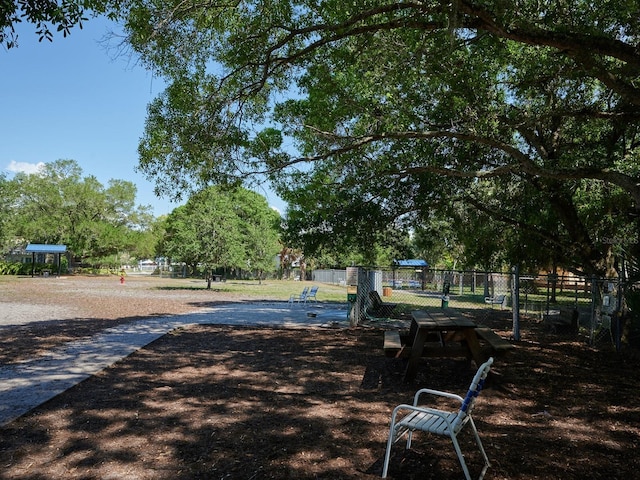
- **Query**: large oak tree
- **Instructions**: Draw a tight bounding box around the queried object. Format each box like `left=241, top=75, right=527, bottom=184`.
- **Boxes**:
left=158, top=186, right=281, bottom=281
left=118, top=0, right=639, bottom=277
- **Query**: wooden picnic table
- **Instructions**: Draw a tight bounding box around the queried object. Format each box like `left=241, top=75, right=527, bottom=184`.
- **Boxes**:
left=403, top=309, right=485, bottom=382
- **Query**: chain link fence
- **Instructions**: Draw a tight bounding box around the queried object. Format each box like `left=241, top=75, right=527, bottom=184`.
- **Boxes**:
left=517, top=273, right=639, bottom=349
left=313, top=266, right=639, bottom=350
left=316, top=267, right=512, bottom=327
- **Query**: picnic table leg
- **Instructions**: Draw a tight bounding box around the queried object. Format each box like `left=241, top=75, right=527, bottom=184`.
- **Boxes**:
left=462, top=328, right=486, bottom=367
left=403, top=328, right=429, bottom=382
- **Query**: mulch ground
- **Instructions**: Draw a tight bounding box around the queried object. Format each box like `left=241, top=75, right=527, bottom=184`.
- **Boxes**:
left=0, top=276, right=639, bottom=479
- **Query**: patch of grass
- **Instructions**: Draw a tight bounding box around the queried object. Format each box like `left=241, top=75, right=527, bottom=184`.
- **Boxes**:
left=152, top=278, right=349, bottom=302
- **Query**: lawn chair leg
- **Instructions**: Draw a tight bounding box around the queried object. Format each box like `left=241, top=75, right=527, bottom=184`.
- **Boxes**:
left=382, top=409, right=412, bottom=478
left=382, top=424, right=400, bottom=478
left=448, top=419, right=490, bottom=480
left=450, top=434, right=473, bottom=480
left=469, top=417, right=490, bottom=479
left=381, top=437, right=393, bottom=478
left=406, top=430, right=415, bottom=449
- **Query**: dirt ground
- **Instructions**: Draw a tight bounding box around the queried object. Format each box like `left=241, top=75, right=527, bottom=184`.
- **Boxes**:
left=0, top=275, right=639, bottom=479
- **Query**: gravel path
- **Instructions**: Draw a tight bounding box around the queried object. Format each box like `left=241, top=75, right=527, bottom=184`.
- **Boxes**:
left=0, top=276, right=350, bottom=426
left=0, top=303, right=78, bottom=326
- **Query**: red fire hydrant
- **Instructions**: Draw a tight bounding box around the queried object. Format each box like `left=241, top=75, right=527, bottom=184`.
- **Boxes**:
left=120, top=275, right=125, bottom=284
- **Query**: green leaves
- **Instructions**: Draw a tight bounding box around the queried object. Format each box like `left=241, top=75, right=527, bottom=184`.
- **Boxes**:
left=159, top=186, right=281, bottom=274
left=1, top=0, right=91, bottom=48
left=121, top=0, right=640, bottom=274
left=5, top=160, right=152, bottom=265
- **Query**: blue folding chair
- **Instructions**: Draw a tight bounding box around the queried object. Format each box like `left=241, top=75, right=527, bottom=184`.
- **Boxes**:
left=288, top=286, right=309, bottom=304
left=305, top=285, right=319, bottom=303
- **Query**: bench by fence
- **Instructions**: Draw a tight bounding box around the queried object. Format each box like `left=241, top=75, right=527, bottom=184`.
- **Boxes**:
left=367, top=291, right=397, bottom=319
left=384, top=330, right=404, bottom=356
left=543, top=308, right=579, bottom=333
left=484, top=295, right=506, bottom=309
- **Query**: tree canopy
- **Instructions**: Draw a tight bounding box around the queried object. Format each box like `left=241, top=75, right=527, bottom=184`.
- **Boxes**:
left=118, top=0, right=640, bottom=276
left=4, top=159, right=154, bottom=265
left=158, top=186, right=281, bottom=279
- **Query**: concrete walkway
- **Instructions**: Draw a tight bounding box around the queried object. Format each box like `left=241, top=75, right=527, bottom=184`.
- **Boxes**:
left=0, top=302, right=349, bottom=426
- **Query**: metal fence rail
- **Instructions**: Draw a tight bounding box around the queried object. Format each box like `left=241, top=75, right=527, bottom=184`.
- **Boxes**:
left=312, top=269, right=347, bottom=286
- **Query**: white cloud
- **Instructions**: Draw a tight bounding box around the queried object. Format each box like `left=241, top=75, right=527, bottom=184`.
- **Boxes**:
left=6, top=160, right=45, bottom=175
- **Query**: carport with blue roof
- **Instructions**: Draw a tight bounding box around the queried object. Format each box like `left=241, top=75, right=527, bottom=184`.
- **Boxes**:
left=24, top=244, right=67, bottom=277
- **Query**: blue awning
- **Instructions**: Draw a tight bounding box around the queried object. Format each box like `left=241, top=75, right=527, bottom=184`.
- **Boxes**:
left=25, top=244, right=67, bottom=254
left=393, top=259, right=428, bottom=267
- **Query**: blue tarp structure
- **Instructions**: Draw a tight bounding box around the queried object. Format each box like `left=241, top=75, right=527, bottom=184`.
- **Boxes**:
left=393, top=259, right=429, bottom=268
left=25, top=244, right=67, bottom=277
left=390, top=259, right=429, bottom=290
left=25, top=244, right=67, bottom=254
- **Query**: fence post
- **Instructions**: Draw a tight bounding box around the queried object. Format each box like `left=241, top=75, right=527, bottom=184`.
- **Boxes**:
left=616, top=275, right=623, bottom=353
left=589, top=275, right=598, bottom=345
left=483, top=272, right=490, bottom=298
left=352, top=267, right=369, bottom=326
left=512, top=265, right=521, bottom=341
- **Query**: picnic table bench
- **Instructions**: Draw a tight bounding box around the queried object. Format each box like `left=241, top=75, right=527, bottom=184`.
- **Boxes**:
left=475, top=326, right=514, bottom=355
left=384, top=327, right=513, bottom=358
left=383, top=329, right=484, bottom=360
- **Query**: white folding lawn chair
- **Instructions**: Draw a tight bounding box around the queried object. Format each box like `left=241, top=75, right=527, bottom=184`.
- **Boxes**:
left=382, top=357, right=494, bottom=479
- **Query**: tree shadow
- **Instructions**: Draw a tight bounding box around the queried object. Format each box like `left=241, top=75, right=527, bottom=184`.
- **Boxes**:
left=0, top=325, right=638, bottom=479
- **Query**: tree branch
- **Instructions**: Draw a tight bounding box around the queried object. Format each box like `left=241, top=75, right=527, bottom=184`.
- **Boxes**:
left=292, top=127, right=640, bottom=205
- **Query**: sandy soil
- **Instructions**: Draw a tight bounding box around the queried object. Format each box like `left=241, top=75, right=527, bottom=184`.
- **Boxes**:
left=0, top=275, right=251, bottom=365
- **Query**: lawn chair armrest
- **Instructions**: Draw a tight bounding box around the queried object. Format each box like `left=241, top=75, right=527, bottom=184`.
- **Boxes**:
left=413, top=388, right=464, bottom=406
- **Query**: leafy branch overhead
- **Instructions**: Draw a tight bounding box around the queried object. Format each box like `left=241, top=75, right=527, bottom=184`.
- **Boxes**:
left=119, top=1, right=640, bottom=274
left=0, top=0, right=96, bottom=48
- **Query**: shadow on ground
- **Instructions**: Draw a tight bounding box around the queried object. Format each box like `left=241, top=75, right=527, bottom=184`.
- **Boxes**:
left=0, top=313, right=639, bottom=479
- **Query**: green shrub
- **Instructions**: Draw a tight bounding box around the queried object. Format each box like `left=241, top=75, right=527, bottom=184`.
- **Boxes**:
left=0, top=261, right=21, bottom=275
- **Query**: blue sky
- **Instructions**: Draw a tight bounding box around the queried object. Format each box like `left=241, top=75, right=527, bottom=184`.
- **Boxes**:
left=1, top=17, right=286, bottom=216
